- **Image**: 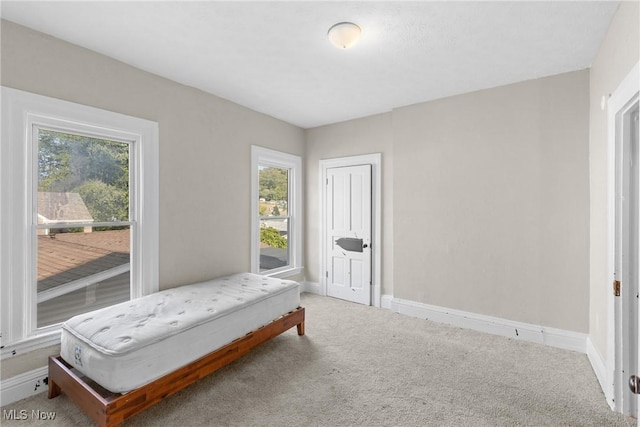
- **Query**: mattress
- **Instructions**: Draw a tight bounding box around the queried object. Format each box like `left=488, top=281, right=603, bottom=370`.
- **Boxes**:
left=60, top=273, right=300, bottom=393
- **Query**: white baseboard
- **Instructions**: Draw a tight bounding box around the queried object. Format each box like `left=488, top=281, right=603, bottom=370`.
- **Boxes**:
left=300, top=281, right=321, bottom=295
left=0, top=366, right=48, bottom=406
left=390, top=297, right=587, bottom=353
left=586, top=337, right=614, bottom=410
left=380, top=294, right=393, bottom=310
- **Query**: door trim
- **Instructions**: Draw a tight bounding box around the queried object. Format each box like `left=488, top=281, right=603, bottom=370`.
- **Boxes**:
left=606, top=60, right=639, bottom=415
left=320, top=153, right=381, bottom=307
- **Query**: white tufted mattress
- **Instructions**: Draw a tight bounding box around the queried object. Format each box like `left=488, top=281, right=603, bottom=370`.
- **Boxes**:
left=60, top=273, right=300, bottom=393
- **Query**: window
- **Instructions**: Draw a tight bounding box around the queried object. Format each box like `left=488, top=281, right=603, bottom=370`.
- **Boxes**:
left=251, top=146, right=302, bottom=277
left=1, top=87, right=158, bottom=354
left=36, top=129, right=131, bottom=327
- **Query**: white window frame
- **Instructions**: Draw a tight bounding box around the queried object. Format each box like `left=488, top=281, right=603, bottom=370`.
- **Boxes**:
left=251, top=146, right=302, bottom=278
left=1, top=87, right=159, bottom=357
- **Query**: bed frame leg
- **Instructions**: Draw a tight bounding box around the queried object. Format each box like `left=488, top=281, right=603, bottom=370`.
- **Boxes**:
left=48, top=378, right=62, bottom=399
left=297, top=320, right=305, bottom=336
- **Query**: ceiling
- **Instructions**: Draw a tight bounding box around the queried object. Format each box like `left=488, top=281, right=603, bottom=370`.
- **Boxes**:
left=1, top=1, right=620, bottom=129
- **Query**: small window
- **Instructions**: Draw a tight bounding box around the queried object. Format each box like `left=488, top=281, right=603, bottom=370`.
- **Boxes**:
left=251, top=147, right=302, bottom=277
left=258, top=166, right=290, bottom=271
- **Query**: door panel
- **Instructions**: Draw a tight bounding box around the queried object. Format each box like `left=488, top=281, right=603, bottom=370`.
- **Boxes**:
left=331, top=173, right=347, bottom=231
left=351, top=259, right=364, bottom=290
left=331, top=256, right=346, bottom=286
left=631, top=105, right=639, bottom=418
left=617, top=101, right=639, bottom=417
left=625, top=103, right=639, bottom=417
left=326, top=164, right=372, bottom=305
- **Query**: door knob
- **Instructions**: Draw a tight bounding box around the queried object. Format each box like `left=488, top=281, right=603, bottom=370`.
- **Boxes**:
left=630, top=375, right=639, bottom=395
left=363, top=244, right=368, bottom=249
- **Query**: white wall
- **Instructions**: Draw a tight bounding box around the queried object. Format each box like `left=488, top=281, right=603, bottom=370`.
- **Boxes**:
left=0, top=20, right=305, bottom=379
left=588, top=0, right=640, bottom=361
left=393, top=71, right=590, bottom=332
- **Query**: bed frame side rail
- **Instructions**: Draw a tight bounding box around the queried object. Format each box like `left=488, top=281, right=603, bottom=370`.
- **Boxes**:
left=49, top=306, right=305, bottom=427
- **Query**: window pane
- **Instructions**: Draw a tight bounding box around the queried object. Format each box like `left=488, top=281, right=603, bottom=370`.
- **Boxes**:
left=259, top=219, right=289, bottom=271
left=258, top=166, right=288, bottom=216
left=38, top=129, right=129, bottom=223
left=37, top=129, right=132, bottom=327
left=37, top=227, right=130, bottom=327
left=258, top=166, right=290, bottom=271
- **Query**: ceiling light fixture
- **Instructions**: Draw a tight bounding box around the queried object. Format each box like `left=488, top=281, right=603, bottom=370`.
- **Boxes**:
left=328, top=22, right=361, bottom=49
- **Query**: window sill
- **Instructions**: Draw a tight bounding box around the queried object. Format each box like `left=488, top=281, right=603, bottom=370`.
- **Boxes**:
left=262, top=266, right=304, bottom=280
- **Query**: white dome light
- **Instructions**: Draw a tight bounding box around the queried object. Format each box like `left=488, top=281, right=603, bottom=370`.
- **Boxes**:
left=327, top=22, right=361, bottom=49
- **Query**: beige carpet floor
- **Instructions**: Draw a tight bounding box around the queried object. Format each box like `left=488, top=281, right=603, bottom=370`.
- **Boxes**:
left=1, top=293, right=637, bottom=426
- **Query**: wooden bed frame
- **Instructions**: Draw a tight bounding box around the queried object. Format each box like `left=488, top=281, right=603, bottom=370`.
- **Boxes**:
left=48, top=307, right=305, bottom=427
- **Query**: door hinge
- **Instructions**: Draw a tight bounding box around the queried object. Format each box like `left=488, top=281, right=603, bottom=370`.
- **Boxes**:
left=326, top=271, right=328, bottom=278
left=613, top=280, right=621, bottom=297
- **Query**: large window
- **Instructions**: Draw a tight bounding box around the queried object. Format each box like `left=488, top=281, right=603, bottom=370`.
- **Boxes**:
left=1, top=87, right=158, bottom=354
left=251, top=146, right=302, bottom=276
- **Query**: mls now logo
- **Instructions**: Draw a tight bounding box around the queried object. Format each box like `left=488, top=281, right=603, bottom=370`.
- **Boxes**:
left=3, top=409, right=56, bottom=420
